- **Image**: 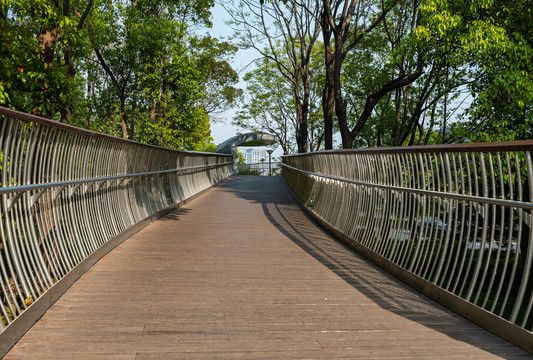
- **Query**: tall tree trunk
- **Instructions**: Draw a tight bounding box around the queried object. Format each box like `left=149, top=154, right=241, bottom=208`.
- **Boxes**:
left=332, top=33, right=353, bottom=149
left=61, top=0, right=74, bottom=124
left=121, top=99, right=128, bottom=139
left=38, top=22, right=59, bottom=118
left=321, top=17, right=334, bottom=150
left=295, top=97, right=309, bottom=153
left=85, top=75, right=92, bottom=129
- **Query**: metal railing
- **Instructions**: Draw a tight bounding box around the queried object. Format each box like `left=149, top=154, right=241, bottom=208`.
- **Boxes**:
left=0, top=107, right=232, bottom=332
left=281, top=142, right=533, bottom=352
left=237, top=161, right=281, bottom=176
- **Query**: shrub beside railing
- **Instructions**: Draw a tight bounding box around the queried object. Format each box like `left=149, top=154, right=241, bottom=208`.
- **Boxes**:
left=282, top=142, right=533, bottom=353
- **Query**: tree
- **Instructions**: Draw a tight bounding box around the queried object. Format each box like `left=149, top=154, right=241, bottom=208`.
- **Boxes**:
left=234, top=57, right=296, bottom=155
left=0, top=0, right=93, bottom=120
left=234, top=47, right=325, bottom=154
left=226, top=0, right=321, bottom=153
left=79, top=0, right=239, bottom=150
left=320, top=0, right=428, bottom=149
left=419, top=0, right=533, bottom=142
left=190, top=36, right=243, bottom=116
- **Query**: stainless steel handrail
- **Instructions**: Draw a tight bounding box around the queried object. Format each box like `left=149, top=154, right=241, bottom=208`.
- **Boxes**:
left=0, top=163, right=233, bottom=195
left=281, top=145, right=533, bottom=344
left=281, top=163, right=533, bottom=210
left=0, top=107, right=233, bottom=331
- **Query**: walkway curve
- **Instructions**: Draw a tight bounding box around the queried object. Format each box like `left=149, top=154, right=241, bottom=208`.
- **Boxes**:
left=5, top=177, right=531, bottom=359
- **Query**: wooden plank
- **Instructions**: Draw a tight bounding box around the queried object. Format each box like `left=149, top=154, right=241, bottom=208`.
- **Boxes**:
left=4, top=177, right=531, bottom=359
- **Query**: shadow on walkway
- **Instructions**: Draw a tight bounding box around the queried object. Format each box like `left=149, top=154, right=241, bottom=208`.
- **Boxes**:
left=229, top=175, right=530, bottom=359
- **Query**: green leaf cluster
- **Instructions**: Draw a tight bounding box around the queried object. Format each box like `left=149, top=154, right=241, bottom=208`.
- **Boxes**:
left=1, top=0, right=241, bottom=151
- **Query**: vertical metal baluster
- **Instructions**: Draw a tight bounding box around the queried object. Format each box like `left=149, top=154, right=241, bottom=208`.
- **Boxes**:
left=397, top=153, right=415, bottom=267
left=512, top=151, right=533, bottom=324
left=409, top=153, right=427, bottom=272
left=376, top=154, right=393, bottom=256
left=114, top=142, right=129, bottom=232
left=373, top=154, right=387, bottom=253
left=3, top=119, right=34, bottom=304
left=104, top=139, right=120, bottom=237
left=484, top=153, right=506, bottom=309
left=458, top=153, right=479, bottom=296
left=13, top=121, right=45, bottom=300
left=90, top=137, right=107, bottom=246
left=340, top=155, right=352, bottom=235
left=493, top=152, right=515, bottom=314
left=475, top=153, right=498, bottom=305
left=337, top=155, right=348, bottom=235
left=0, top=116, right=23, bottom=320
left=400, top=152, right=417, bottom=263
left=389, top=153, right=406, bottom=263
left=64, top=132, right=88, bottom=261
left=452, top=153, right=473, bottom=293
left=54, top=130, right=80, bottom=268
left=466, top=153, right=490, bottom=302
left=101, top=139, right=117, bottom=238
left=88, top=138, right=105, bottom=247
left=22, top=123, right=53, bottom=291
left=37, top=126, right=64, bottom=278
left=106, top=142, right=121, bottom=234
left=432, top=152, right=454, bottom=284
left=389, top=153, right=405, bottom=263
left=128, top=145, right=143, bottom=223
left=445, top=152, right=466, bottom=290
left=439, top=152, right=460, bottom=287
left=417, top=153, right=437, bottom=278
left=120, top=142, right=136, bottom=228
left=367, top=154, right=382, bottom=250
left=352, top=155, right=366, bottom=242
left=343, top=155, right=357, bottom=238
left=360, top=154, right=374, bottom=248
left=80, top=136, right=99, bottom=252
left=386, top=153, right=402, bottom=259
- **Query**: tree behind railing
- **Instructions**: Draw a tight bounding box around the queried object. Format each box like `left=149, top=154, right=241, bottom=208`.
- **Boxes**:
left=282, top=142, right=533, bottom=353
left=0, top=107, right=232, bottom=341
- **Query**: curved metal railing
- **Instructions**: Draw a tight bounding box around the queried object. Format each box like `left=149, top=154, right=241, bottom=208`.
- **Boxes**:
left=281, top=142, right=533, bottom=351
left=0, top=107, right=233, bottom=331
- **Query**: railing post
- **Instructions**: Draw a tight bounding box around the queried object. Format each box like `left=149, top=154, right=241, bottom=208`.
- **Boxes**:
left=267, top=149, right=273, bottom=176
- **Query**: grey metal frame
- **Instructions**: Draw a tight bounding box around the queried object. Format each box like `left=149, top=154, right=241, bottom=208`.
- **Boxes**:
left=282, top=142, right=533, bottom=352
left=0, top=107, right=232, bottom=332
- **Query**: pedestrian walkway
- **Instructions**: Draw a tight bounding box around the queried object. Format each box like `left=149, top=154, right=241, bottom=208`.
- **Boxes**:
left=5, top=176, right=531, bottom=359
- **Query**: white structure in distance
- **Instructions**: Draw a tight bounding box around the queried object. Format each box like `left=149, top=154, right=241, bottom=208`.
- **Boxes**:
left=240, top=147, right=268, bottom=164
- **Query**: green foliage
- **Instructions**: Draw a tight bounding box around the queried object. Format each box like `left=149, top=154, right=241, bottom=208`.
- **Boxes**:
left=0, top=0, right=239, bottom=152
left=235, top=148, right=246, bottom=164
left=0, top=0, right=89, bottom=118
left=419, top=0, right=533, bottom=142
left=234, top=43, right=324, bottom=154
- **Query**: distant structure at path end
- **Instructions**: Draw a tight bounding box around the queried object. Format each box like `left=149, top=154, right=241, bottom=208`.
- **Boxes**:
left=214, top=132, right=276, bottom=173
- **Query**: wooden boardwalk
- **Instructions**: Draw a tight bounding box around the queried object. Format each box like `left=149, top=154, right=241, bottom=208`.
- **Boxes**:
left=5, top=176, right=532, bottom=359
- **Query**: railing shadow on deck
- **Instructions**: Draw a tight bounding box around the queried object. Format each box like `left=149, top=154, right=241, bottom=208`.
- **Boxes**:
left=228, top=176, right=530, bottom=358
